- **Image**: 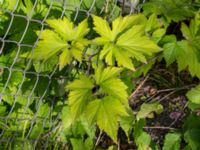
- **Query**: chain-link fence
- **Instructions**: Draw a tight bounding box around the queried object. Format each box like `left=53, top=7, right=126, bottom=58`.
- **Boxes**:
left=0, top=0, right=142, bottom=149
left=3, top=0, right=200, bottom=149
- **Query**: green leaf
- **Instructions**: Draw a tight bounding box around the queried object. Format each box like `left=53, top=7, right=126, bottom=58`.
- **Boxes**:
left=163, top=41, right=182, bottom=66
left=184, top=114, right=200, bottom=130
left=187, top=85, right=200, bottom=104
left=2, top=85, right=34, bottom=106
left=188, top=102, right=200, bottom=110
left=37, top=103, right=50, bottom=118
left=183, top=114, right=200, bottom=150
left=111, top=14, right=147, bottom=39
left=10, top=108, right=33, bottom=131
left=181, top=22, right=193, bottom=40
left=108, top=146, right=118, bottom=150
left=116, top=25, right=160, bottom=56
left=24, top=18, right=89, bottom=70
left=93, top=15, right=160, bottom=70
left=136, top=132, right=152, bottom=150
left=163, top=38, right=200, bottom=78
left=143, top=0, right=194, bottom=22
left=177, top=41, right=200, bottom=77
left=152, top=28, right=166, bottom=43
left=100, top=77, right=128, bottom=104
left=9, top=71, right=24, bottom=86
left=163, top=133, right=181, bottom=150
left=79, top=116, right=95, bottom=138
left=66, top=66, right=128, bottom=141
left=181, top=14, right=200, bottom=40
left=94, top=67, right=128, bottom=105
left=59, top=48, right=72, bottom=70
left=2, top=0, right=19, bottom=10
left=132, top=58, right=155, bottom=78
left=61, top=105, right=73, bottom=130
left=46, top=18, right=73, bottom=41
left=22, top=0, right=33, bottom=15
left=134, top=119, right=152, bottom=150
left=176, top=16, right=200, bottom=78
left=145, top=13, right=161, bottom=32
left=33, top=55, right=58, bottom=72
left=74, top=19, right=90, bottom=39
left=67, top=67, right=128, bottom=123
left=85, top=97, right=128, bottom=142
left=67, top=75, right=94, bottom=120
left=137, top=102, right=163, bottom=120
left=71, top=137, right=93, bottom=150
left=29, top=123, right=43, bottom=139
left=0, top=104, right=6, bottom=115
left=160, top=35, right=177, bottom=45
left=184, top=129, right=200, bottom=150
left=94, top=67, right=122, bottom=83
left=120, top=109, right=135, bottom=138
left=92, top=15, right=112, bottom=41
left=32, top=30, right=67, bottom=61
left=93, top=14, right=146, bottom=42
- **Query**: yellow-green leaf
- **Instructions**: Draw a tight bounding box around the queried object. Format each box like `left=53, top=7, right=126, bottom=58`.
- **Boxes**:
left=59, top=48, right=72, bottom=70
left=85, top=97, right=128, bottom=142
left=94, top=67, right=123, bottom=84
left=74, top=19, right=90, bottom=39
left=94, top=67, right=128, bottom=105
left=92, top=15, right=112, bottom=41
left=187, top=85, right=200, bottom=104
left=93, top=15, right=160, bottom=70
left=33, top=30, right=67, bottom=60
left=67, top=76, right=94, bottom=120
left=46, top=17, right=73, bottom=40
left=137, top=102, right=163, bottom=120
left=24, top=17, right=89, bottom=70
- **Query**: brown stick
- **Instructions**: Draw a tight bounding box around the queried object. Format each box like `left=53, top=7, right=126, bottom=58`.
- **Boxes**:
left=93, top=130, right=103, bottom=150
left=143, top=126, right=178, bottom=130
left=129, top=74, right=149, bottom=100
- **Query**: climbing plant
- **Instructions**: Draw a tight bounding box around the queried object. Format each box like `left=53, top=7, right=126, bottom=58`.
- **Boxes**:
left=1, top=0, right=200, bottom=149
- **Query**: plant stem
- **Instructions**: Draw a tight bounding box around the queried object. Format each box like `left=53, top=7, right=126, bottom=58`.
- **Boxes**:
left=93, top=130, right=103, bottom=150
left=86, top=51, right=99, bottom=76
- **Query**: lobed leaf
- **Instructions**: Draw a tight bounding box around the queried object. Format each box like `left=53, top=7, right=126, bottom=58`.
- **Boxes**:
left=137, top=102, right=163, bottom=120
left=93, top=15, right=161, bottom=70
left=187, top=85, right=200, bottom=104
left=67, top=76, right=94, bottom=120
left=163, top=133, right=181, bottom=150
left=85, top=97, right=128, bottom=142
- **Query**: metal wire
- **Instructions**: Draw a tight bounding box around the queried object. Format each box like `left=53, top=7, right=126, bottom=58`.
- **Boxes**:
left=0, top=0, right=159, bottom=149
left=0, top=0, right=137, bottom=149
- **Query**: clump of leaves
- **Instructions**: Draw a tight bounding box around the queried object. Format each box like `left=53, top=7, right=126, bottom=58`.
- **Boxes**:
left=163, top=14, right=200, bottom=78
left=28, top=17, right=89, bottom=70
left=67, top=67, right=128, bottom=142
left=92, top=14, right=161, bottom=70
left=143, top=0, right=195, bottom=22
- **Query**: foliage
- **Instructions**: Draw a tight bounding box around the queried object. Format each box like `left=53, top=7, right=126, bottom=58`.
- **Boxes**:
left=1, top=0, right=200, bottom=149
left=133, top=119, right=152, bottom=150
left=92, top=14, right=160, bottom=70
left=30, top=18, right=89, bottom=70
left=136, top=102, right=163, bottom=120
left=143, top=0, right=195, bottom=22
left=163, top=133, right=181, bottom=150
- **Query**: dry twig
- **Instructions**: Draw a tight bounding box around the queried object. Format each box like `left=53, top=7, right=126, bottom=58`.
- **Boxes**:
left=129, top=74, right=149, bottom=100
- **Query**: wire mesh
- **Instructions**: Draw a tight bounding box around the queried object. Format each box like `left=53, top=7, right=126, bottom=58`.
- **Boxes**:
left=0, top=0, right=140, bottom=149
